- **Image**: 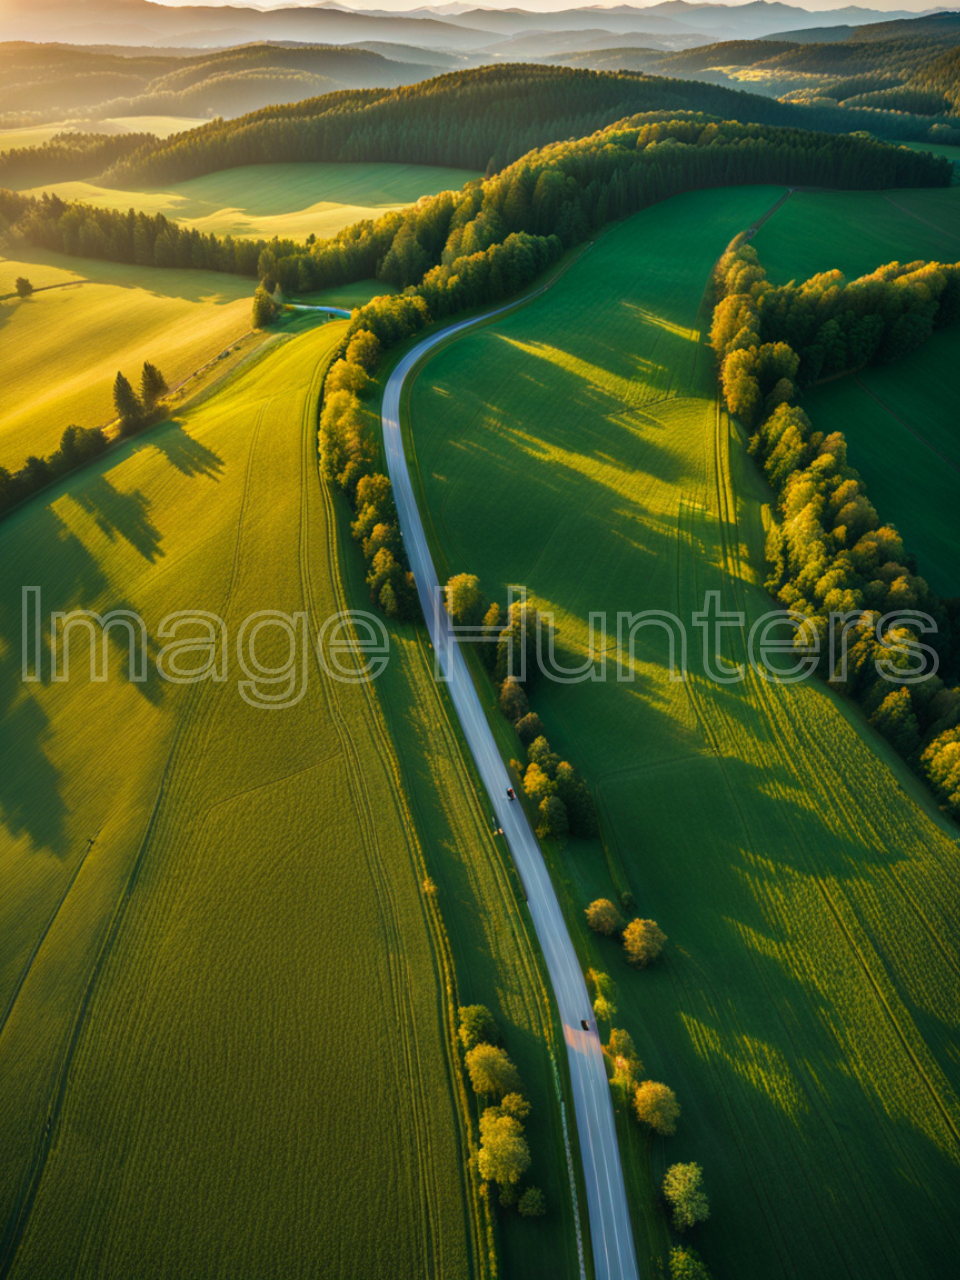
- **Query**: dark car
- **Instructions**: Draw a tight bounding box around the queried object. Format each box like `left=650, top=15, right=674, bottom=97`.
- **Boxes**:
left=580, top=1019, right=590, bottom=1032
left=507, top=788, right=515, bottom=800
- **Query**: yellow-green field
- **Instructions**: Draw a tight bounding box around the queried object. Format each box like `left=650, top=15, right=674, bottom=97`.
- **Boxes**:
left=23, top=161, right=479, bottom=242
left=405, top=186, right=960, bottom=1279
left=0, top=317, right=487, bottom=1278
left=0, top=117, right=206, bottom=151
left=0, top=252, right=254, bottom=469
left=753, top=186, right=960, bottom=595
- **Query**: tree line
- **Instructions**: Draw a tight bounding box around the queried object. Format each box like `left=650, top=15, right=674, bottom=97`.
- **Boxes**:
left=0, top=362, right=168, bottom=520
left=0, top=189, right=289, bottom=279
left=316, top=326, right=421, bottom=622
left=99, top=64, right=954, bottom=190
left=713, top=240, right=960, bottom=819
left=584, top=927, right=714, bottom=1274
left=456, top=1004, right=547, bottom=1219
left=268, top=111, right=946, bottom=321
left=0, top=131, right=156, bottom=188
left=1, top=112, right=946, bottom=298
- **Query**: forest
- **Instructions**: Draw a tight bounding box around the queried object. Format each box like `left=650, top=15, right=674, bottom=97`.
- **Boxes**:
left=0, top=130, right=155, bottom=186
left=3, top=111, right=944, bottom=296
left=712, top=240, right=960, bottom=817
left=631, top=23, right=960, bottom=134
left=98, top=63, right=956, bottom=189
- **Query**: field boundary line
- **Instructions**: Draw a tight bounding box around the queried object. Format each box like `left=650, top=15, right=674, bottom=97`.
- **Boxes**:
left=852, top=375, right=960, bottom=475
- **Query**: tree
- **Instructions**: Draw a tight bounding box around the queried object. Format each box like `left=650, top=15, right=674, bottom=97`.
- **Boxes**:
left=609, top=1029, right=647, bottom=1090
left=585, top=899, right=623, bottom=937
left=346, top=329, right=380, bottom=373
left=499, top=676, right=528, bottom=722
left=326, top=359, right=371, bottom=398
left=465, top=1043, right=523, bottom=1098
left=447, top=573, right=484, bottom=626
left=623, top=918, right=667, bottom=968
left=458, top=1004, right=499, bottom=1051
left=515, top=712, right=546, bottom=746
left=634, top=1081, right=680, bottom=1136
left=113, top=371, right=142, bottom=433
left=499, top=1092, right=530, bottom=1120
left=663, top=1162, right=709, bottom=1230
left=518, top=1186, right=547, bottom=1217
left=15, top=276, right=33, bottom=298
left=140, top=361, right=167, bottom=410
left=477, top=1107, right=530, bottom=1187
left=252, top=285, right=278, bottom=328
left=527, top=735, right=559, bottom=778
left=537, top=795, right=568, bottom=839
left=670, top=1245, right=713, bottom=1280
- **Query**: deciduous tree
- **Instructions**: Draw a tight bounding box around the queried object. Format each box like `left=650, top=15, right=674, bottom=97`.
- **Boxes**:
left=663, top=1162, right=709, bottom=1230
left=634, top=1081, right=680, bottom=1136
left=623, top=918, right=667, bottom=968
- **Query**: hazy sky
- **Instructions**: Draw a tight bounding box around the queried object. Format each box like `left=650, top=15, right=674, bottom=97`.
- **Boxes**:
left=147, top=0, right=934, bottom=11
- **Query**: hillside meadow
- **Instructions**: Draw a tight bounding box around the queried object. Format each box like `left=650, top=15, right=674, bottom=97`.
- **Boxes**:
left=0, top=252, right=254, bottom=469
left=0, top=317, right=486, bottom=1279
left=0, top=246, right=393, bottom=473
left=21, top=161, right=479, bottom=242
left=752, top=185, right=960, bottom=596
left=0, top=118, right=207, bottom=152
left=405, top=185, right=960, bottom=1280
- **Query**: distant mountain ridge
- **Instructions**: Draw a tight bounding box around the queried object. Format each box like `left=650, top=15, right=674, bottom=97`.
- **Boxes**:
left=0, top=0, right=941, bottom=49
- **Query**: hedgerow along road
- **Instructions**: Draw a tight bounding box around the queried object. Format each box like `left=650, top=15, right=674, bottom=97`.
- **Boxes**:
left=380, top=294, right=641, bottom=1280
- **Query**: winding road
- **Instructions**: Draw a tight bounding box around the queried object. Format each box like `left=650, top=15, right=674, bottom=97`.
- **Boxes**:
left=380, top=301, right=641, bottom=1280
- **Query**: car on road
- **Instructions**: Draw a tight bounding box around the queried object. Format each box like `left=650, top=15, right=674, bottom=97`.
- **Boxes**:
left=506, top=787, right=515, bottom=800
left=580, top=1019, right=590, bottom=1032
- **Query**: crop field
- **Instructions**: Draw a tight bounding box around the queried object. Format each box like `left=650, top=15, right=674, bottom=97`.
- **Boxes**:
left=0, top=252, right=254, bottom=468
left=405, top=186, right=960, bottom=1279
left=22, top=161, right=479, bottom=241
left=753, top=187, right=960, bottom=596
left=0, top=317, right=483, bottom=1279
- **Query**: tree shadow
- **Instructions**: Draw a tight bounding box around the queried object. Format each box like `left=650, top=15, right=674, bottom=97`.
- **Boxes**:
left=138, top=418, right=225, bottom=480
left=71, top=476, right=164, bottom=563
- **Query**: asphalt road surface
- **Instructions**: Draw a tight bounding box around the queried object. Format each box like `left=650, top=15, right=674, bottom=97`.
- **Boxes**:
left=380, top=300, right=641, bottom=1280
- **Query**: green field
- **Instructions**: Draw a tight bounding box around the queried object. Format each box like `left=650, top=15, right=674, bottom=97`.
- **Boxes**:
left=0, top=305, right=582, bottom=1278
left=753, top=187, right=960, bottom=595
left=406, top=185, right=960, bottom=1279
left=23, top=162, right=479, bottom=242
left=0, top=316, right=485, bottom=1278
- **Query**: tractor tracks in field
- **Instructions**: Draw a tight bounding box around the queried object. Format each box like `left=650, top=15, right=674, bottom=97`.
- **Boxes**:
left=0, top=406, right=270, bottom=1279
left=852, top=376, right=960, bottom=476
left=685, top=375, right=960, bottom=1268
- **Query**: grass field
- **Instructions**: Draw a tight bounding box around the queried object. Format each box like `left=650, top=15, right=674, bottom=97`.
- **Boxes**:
left=22, top=162, right=479, bottom=242
left=0, top=252, right=254, bottom=470
left=405, top=185, right=960, bottom=1280
left=753, top=186, right=960, bottom=596
left=0, top=245, right=393, bottom=473
left=0, top=316, right=488, bottom=1279
left=0, top=118, right=207, bottom=151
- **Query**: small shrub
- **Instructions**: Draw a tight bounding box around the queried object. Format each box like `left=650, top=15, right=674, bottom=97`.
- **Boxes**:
left=518, top=1185, right=547, bottom=1217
